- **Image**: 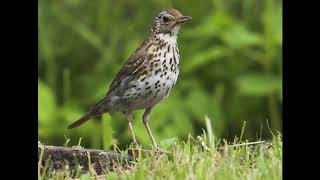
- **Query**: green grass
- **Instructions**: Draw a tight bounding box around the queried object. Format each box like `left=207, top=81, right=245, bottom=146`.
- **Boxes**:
left=39, top=133, right=282, bottom=180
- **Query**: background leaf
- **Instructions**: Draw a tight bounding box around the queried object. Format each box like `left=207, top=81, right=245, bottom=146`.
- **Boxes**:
left=236, top=74, right=282, bottom=96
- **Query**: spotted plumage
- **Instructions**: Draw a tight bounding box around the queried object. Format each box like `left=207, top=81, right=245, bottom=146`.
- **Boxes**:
left=68, top=8, right=192, bottom=149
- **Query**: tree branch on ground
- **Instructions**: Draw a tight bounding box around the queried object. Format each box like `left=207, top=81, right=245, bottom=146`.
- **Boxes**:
left=38, top=143, right=133, bottom=177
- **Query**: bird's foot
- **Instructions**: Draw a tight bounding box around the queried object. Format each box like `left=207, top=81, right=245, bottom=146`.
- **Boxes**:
left=154, top=145, right=160, bottom=157
left=152, top=145, right=172, bottom=157
left=154, top=144, right=160, bottom=152
left=133, top=141, right=139, bottom=149
left=128, top=141, right=142, bottom=160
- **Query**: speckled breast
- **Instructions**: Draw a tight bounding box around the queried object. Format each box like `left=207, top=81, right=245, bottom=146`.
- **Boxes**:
left=120, top=36, right=180, bottom=111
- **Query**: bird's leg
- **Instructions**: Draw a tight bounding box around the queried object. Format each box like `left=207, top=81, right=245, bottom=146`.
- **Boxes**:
left=142, top=106, right=158, bottom=148
left=126, top=112, right=138, bottom=147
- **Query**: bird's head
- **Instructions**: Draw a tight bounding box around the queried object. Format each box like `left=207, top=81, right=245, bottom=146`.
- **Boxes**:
left=151, top=8, right=192, bottom=36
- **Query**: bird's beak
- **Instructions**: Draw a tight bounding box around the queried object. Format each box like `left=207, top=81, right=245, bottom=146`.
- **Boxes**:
left=176, top=16, right=192, bottom=24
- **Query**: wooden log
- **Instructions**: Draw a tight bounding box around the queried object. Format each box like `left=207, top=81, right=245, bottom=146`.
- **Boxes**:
left=38, top=144, right=133, bottom=177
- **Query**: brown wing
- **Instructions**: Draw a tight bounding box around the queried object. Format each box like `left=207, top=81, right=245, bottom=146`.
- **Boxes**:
left=106, top=43, right=151, bottom=95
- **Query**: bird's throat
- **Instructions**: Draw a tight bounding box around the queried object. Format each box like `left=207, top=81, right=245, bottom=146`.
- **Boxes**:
left=155, top=33, right=177, bottom=47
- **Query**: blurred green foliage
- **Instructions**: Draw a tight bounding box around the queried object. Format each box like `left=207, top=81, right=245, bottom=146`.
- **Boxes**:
left=38, top=0, right=282, bottom=149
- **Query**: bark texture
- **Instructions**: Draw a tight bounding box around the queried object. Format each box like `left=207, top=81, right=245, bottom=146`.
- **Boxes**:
left=38, top=144, right=133, bottom=176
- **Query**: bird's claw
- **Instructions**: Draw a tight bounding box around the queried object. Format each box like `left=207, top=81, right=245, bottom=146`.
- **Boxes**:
left=128, top=141, right=141, bottom=160
left=133, top=141, right=139, bottom=149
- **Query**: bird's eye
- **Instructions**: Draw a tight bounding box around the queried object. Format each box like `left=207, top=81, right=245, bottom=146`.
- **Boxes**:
left=162, top=16, right=169, bottom=22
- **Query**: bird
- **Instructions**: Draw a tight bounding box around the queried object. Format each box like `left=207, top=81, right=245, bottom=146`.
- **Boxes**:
left=68, top=8, right=192, bottom=149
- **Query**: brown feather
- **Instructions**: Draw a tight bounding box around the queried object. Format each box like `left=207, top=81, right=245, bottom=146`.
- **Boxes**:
left=107, top=37, right=155, bottom=95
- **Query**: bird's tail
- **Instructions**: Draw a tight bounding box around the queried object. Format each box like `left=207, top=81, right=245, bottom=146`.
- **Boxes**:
left=67, top=112, right=93, bottom=129
left=67, top=96, right=111, bottom=129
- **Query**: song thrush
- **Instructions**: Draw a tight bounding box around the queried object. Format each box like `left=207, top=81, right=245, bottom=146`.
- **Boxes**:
left=68, top=8, right=192, bottom=148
